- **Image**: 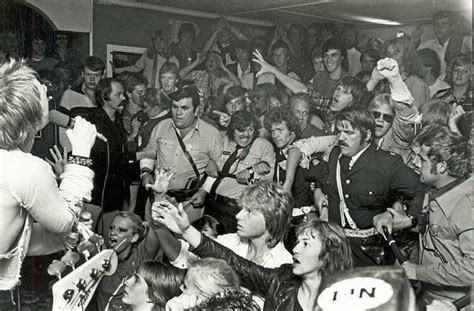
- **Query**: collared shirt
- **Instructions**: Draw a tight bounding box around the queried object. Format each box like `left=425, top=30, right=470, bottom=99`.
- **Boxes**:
left=415, top=177, right=473, bottom=301
left=418, top=36, right=472, bottom=80
left=140, top=118, right=223, bottom=190
left=348, top=143, right=372, bottom=170
left=429, top=78, right=450, bottom=98
left=202, top=136, right=275, bottom=199
left=171, top=233, right=293, bottom=269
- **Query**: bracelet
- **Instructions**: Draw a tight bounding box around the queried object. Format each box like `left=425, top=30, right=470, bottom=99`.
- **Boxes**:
left=68, top=155, right=93, bottom=167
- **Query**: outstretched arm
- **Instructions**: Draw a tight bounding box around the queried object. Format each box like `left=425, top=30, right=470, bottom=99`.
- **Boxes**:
left=154, top=201, right=280, bottom=296
left=253, top=50, right=307, bottom=94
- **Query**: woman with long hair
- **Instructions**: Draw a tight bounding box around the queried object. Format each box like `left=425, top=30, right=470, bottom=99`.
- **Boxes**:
left=381, top=33, right=429, bottom=109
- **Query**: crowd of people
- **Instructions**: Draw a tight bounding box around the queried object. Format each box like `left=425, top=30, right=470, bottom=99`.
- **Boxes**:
left=0, top=8, right=472, bottom=311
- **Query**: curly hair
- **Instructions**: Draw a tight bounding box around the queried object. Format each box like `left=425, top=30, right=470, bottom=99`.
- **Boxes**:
left=202, top=288, right=261, bottom=310
left=0, top=59, right=44, bottom=151
left=226, top=110, right=261, bottom=142
left=296, top=220, right=353, bottom=276
left=382, top=34, right=422, bottom=77
left=413, top=124, right=471, bottom=178
left=135, top=261, right=185, bottom=308
left=264, top=106, right=301, bottom=139
left=240, top=181, right=294, bottom=248
left=186, top=258, right=240, bottom=299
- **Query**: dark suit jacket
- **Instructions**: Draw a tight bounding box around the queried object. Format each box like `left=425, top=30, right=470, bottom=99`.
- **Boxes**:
left=322, top=144, right=422, bottom=229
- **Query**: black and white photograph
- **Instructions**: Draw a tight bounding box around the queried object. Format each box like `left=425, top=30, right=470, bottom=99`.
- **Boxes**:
left=0, top=0, right=472, bottom=310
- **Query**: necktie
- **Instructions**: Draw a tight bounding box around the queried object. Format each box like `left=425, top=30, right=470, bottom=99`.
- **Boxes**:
left=209, top=146, right=242, bottom=196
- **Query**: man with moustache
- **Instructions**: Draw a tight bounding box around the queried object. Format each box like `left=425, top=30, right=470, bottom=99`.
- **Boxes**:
left=70, top=78, right=131, bottom=219
left=140, top=86, right=223, bottom=222
left=314, top=108, right=421, bottom=267
left=192, top=110, right=275, bottom=233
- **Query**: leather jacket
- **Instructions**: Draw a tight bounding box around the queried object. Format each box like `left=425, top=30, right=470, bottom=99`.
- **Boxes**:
left=194, top=235, right=302, bottom=310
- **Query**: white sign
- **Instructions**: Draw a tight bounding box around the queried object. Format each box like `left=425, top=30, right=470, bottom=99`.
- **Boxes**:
left=317, top=277, right=394, bottom=310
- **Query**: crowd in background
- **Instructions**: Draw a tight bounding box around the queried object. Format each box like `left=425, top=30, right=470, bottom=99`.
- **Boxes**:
left=0, top=8, right=472, bottom=311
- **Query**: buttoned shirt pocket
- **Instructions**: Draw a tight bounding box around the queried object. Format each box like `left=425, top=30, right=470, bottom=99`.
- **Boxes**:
left=359, top=184, right=386, bottom=207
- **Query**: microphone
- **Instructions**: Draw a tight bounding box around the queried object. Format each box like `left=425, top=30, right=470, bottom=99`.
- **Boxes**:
left=49, top=110, right=108, bottom=142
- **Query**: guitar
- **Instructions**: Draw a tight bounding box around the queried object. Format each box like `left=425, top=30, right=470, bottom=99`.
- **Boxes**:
left=51, top=249, right=118, bottom=310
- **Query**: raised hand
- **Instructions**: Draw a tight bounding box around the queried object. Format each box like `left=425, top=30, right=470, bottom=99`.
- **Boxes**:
left=153, top=201, right=190, bottom=235
left=146, top=167, right=174, bottom=200
left=195, top=52, right=208, bottom=65
left=213, top=110, right=231, bottom=127
left=376, top=57, right=400, bottom=79
left=66, top=116, right=97, bottom=158
left=45, top=145, right=67, bottom=178
left=252, top=49, right=275, bottom=77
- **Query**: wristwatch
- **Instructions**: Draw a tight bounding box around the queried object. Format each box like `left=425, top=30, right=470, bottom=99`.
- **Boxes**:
left=407, top=214, right=418, bottom=228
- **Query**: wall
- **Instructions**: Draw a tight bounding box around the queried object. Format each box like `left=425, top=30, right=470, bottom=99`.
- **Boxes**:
left=93, top=4, right=268, bottom=63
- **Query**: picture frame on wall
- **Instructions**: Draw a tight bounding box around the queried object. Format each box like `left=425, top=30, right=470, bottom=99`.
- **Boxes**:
left=106, top=44, right=146, bottom=78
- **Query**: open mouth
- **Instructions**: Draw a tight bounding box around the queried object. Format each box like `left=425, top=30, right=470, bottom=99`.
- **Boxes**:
left=293, top=257, right=300, bottom=265
left=109, top=237, right=118, bottom=246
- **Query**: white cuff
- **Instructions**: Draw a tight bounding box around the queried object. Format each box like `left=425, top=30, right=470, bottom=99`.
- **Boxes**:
left=201, top=177, right=216, bottom=193
left=140, top=158, right=156, bottom=171
left=59, top=164, right=94, bottom=202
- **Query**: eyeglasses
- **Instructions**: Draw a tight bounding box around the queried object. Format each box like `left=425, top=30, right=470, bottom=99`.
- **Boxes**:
left=371, top=111, right=394, bottom=123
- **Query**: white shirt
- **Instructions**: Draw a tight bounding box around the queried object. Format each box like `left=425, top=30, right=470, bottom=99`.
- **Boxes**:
left=348, top=143, right=371, bottom=170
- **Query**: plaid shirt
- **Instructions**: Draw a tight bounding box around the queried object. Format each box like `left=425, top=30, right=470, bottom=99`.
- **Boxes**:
left=305, top=87, right=334, bottom=134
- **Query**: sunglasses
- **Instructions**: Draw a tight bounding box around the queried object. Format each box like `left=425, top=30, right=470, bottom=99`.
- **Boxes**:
left=371, top=111, right=394, bottom=123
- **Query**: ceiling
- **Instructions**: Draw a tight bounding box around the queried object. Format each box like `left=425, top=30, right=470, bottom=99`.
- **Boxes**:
left=132, top=0, right=472, bottom=27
